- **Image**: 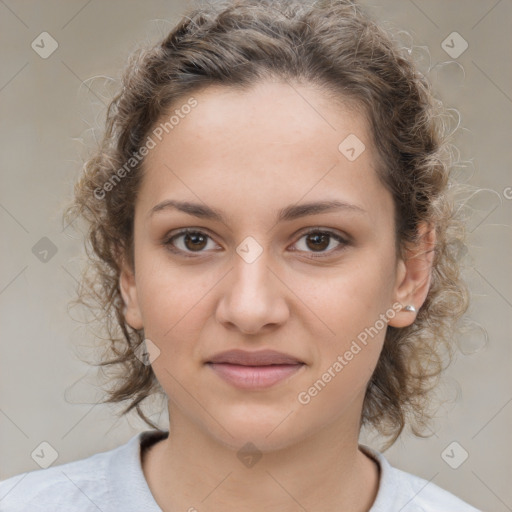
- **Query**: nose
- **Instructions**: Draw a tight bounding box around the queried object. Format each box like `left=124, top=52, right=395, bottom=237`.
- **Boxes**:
left=215, top=250, right=289, bottom=335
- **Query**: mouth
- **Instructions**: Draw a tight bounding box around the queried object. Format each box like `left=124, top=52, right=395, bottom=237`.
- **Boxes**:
left=205, top=349, right=306, bottom=389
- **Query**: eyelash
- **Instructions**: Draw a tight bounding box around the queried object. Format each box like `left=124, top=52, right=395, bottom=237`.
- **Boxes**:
left=162, top=227, right=349, bottom=260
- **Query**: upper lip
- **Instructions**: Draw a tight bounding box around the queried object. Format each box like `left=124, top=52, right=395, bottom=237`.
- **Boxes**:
left=206, top=349, right=304, bottom=366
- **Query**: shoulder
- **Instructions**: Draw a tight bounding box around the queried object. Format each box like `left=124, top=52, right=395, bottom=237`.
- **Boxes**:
left=0, top=443, right=115, bottom=512
left=359, top=444, right=483, bottom=512
left=388, top=465, right=482, bottom=512
left=0, top=431, right=158, bottom=512
left=0, top=452, right=109, bottom=511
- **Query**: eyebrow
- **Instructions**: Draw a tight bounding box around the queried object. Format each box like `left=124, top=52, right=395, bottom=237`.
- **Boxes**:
left=149, top=199, right=366, bottom=223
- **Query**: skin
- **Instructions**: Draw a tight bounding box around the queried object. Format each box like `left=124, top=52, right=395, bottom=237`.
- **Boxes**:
left=119, top=80, right=435, bottom=512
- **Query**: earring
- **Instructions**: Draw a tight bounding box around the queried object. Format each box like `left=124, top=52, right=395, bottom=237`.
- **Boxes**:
left=403, top=304, right=417, bottom=313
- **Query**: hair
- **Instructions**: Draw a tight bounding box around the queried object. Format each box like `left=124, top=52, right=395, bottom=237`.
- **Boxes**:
left=63, top=0, right=469, bottom=449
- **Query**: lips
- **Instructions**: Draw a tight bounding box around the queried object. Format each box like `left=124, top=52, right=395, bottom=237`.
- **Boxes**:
left=206, top=349, right=305, bottom=389
left=207, top=349, right=303, bottom=366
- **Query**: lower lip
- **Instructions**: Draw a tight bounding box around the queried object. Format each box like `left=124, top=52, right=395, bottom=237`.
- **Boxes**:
left=207, top=363, right=304, bottom=389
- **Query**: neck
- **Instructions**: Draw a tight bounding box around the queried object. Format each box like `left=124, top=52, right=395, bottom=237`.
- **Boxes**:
left=142, top=410, right=380, bottom=512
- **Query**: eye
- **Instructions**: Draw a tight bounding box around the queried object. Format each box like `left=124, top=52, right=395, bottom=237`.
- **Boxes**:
left=292, top=229, right=349, bottom=259
left=162, top=227, right=349, bottom=259
left=163, top=228, right=219, bottom=257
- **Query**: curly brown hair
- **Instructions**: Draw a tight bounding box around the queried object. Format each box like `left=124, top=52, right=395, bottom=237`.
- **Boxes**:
left=63, top=0, right=469, bottom=449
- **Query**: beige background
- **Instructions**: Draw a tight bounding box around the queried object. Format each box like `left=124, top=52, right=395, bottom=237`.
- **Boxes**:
left=1, top=1, right=511, bottom=511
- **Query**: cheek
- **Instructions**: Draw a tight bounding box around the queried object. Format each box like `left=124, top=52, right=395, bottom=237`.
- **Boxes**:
left=299, top=259, right=396, bottom=340
left=134, top=255, right=198, bottom=343
left=298, top=255, right=395, bottom=387
left=296, top=274, right=390, bottom=417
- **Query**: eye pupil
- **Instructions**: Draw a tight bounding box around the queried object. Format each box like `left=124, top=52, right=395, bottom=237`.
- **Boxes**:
left=185, top=232, right=207, bottom=251
left=306, top=233, right=330, bottom=251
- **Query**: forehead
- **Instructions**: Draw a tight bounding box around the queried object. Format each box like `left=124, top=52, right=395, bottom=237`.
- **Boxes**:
left=154, top=81, right=367, bottom=153
left=138, top=80, right=392, bottom=227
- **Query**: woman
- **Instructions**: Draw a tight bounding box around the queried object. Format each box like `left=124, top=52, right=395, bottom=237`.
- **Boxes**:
left=0, top=0, right=481, bottom=510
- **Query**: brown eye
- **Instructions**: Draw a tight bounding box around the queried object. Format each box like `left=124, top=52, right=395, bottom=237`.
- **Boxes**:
left=163, top=227, right=349, bottom=260
left=164, top=229, right=216, bottom=256
left=182, top=232, right=208, bottom=251
left=305, top=232, right=330, bottom=251
left=293, top=229, right=349, bottom=258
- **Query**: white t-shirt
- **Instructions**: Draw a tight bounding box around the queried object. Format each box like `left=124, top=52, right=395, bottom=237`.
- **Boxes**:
left=0, top=429, right=481, bottom=511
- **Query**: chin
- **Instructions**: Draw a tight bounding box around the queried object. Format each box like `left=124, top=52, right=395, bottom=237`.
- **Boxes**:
left=202, top=406, right=312, bottom=454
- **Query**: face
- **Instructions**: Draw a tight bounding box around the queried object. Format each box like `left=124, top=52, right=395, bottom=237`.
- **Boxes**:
left=120, top=80, right=425, bottom=452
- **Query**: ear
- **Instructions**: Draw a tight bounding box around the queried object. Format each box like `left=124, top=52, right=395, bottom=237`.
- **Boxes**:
left=119, top=258, right=144, bottom=330
left=388, top=222, right=436, bottom=328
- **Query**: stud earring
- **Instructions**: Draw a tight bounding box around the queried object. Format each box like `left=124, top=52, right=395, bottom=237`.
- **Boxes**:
left=403, top=304, right=417, bottom=313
